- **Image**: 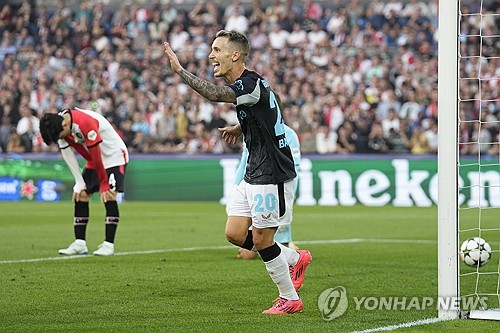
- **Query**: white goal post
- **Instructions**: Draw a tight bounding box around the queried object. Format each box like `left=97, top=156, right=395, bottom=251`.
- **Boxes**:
left=437, top=0, right=460, bottom=320
left=438, top=0, right=500, bottom=321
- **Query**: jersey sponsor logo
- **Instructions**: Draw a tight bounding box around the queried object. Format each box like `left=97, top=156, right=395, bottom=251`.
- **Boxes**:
left=87, top=130, right=97, bottom=141
left=72, top=124, right=85, bottom=143
left=234, top=80, right=244, bottom=91
left=261, top=213, right=271, bottom=220
left=278, top=138, right=289, bottom=148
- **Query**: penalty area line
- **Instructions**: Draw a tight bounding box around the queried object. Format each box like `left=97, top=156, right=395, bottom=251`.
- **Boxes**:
left=350, top=317, right=451, bottom=333
left=0, top=238, right=434, bottom=265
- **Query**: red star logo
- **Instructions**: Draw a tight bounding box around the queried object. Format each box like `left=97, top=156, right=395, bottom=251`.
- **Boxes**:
left=20, top=179, right=38, bottom=200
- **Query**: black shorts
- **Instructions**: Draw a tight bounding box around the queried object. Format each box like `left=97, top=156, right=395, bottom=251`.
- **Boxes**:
left=82, top=165, right=127, bottom=194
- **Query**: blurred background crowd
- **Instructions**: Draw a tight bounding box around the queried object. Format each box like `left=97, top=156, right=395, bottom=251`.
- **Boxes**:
left=0, top=0, right=498, bottom=155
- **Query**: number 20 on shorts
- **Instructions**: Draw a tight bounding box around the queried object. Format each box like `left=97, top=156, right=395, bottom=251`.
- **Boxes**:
left=254, top=193, right=277, bottom=213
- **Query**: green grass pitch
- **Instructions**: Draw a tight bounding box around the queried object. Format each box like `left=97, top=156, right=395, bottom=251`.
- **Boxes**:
left=0, top=201, right=498, bottom=332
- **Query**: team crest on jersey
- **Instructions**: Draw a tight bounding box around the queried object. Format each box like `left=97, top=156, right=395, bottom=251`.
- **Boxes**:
left=87, top=130, right=97, bottom=141
left=234, top=80, right=244, bottom=91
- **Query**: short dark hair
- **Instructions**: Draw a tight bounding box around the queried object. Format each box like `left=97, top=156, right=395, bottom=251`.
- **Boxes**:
left=215, top=30, right=250, bottom=59
left=39, top=112, right=64, bottom=145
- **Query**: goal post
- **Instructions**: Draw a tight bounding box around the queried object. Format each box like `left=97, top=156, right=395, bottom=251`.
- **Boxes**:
left=437, top=0, right=460, bottom=320
left=438, top=0, right=500, bottom=321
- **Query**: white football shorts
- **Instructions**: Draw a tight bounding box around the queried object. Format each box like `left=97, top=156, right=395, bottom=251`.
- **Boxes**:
left=226, top=179, right=295, bottom=229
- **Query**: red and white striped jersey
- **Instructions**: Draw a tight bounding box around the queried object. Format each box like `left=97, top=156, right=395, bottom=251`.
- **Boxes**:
left=57, top=107, right=128, bottom=168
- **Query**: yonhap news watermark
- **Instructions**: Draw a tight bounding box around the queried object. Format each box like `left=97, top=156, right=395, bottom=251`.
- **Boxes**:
left=318, top=286, right=489, bottom=321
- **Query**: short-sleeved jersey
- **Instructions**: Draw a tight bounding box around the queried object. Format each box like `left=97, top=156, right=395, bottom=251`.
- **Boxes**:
left=57, top=108, right=129, bottom=169
left=234, top=124, right=301, bottom=185
left=228, top=70, right=296, bottom=185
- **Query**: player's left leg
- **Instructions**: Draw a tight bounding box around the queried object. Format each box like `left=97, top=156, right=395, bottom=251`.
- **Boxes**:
left=93, top=191, right=118, bottom=256
left=253, top=227, right=302, bottom=314
left=267, top=181, right=312, bottom=291
left=94, top=165, right=126, bottom=256
left=258, top=225, right=311, bottom=291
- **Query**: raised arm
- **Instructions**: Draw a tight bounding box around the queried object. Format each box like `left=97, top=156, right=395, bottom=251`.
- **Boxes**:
left=178, top=68, right=236, bottom=103
left=163, top=42, right=236, bottom=103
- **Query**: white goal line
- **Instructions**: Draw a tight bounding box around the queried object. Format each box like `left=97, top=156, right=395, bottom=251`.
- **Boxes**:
left=350, top=317, right=450, bottom=333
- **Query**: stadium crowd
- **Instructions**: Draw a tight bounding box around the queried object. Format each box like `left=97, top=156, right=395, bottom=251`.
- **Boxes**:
left=0, top=0, right=498, bottom=155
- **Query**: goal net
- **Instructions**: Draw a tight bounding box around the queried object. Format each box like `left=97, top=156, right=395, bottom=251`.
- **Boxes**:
left=438, top=0, right=500, bottom=321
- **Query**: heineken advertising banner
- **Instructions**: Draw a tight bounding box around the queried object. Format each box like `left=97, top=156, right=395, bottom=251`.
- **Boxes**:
left=0, top=155, right=498, bottom=207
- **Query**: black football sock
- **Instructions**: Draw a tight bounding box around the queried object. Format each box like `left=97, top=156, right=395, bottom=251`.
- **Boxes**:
left=241, top=229, right=254, bottom=250
left=104, top=201, right=119, bottom=243
left=258, top=243, right=281, bottom=262
left=74, top=201, right=89, bottom=240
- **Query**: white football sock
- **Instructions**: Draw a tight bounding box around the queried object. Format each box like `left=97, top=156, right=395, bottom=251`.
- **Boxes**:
left=264, top=252, right=299, bottom=300
left=277, top=242, right=299, bottom=266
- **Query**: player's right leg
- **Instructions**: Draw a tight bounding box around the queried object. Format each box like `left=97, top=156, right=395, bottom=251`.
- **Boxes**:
left=225, top=181, right=253, bottom=249
left=58, top=190, right=91, bottom=255
left=225, top=216, right=253, bottom=248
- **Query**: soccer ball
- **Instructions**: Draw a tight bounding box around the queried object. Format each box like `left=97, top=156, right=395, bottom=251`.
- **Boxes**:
left=460, top=237, right=492, bottom=267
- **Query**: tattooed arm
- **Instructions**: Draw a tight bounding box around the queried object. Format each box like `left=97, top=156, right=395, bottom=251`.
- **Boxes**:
left=164, top=42, right=236, bottom=103
left=178, top=69, right=236, bottom=103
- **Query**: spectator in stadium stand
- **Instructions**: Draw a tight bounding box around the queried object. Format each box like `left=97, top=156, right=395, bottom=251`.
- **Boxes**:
left=408, top=125, right=430, bottom=155
left=0, top=110, right=15, bottom=152
left=6, top=129, right=28, bottom=153
left=367, top=122, right=389, bottom=154
left=268, top=23, right=289, bottom=50
left=16, top=105, right=40, bottom=152
left=224, top=6, right=249, bottom=34
left=223, top=0, right=245, bottom=22
left=316, top=125, right=337, bottom=154
left=381, top=108, right=400, bottom=138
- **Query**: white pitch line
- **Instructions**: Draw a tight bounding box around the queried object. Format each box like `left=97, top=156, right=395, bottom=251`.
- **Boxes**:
left=350, top=317, right=451, bottom=333
left=0, top=238, right=435, bottom=265
left=0, top=245, right=235, bottom=264
left=299, top=238, right=436, bottom=245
